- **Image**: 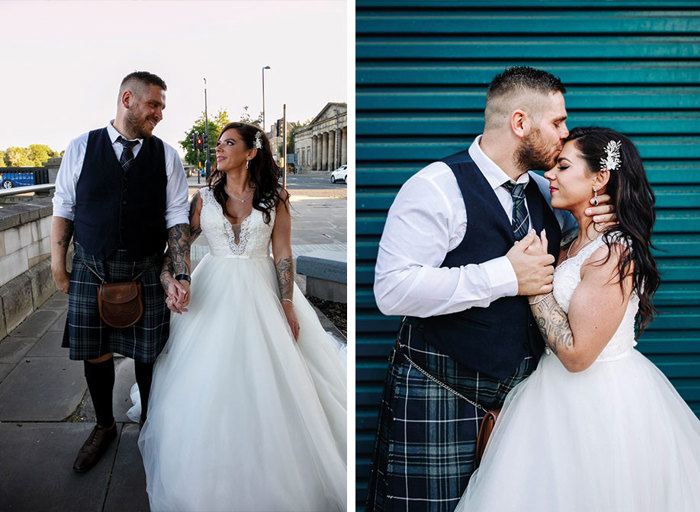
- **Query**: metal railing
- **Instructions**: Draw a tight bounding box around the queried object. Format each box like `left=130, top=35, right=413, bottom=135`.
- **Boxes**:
left=0, top=184, right=55, bottom=198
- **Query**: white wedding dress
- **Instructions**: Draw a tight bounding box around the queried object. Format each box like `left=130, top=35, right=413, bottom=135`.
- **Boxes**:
left=456, top=234, right=700, bottom=512
left=138, top=187, right=347, bottom=512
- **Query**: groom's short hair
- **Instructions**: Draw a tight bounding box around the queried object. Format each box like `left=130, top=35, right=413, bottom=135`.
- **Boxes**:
left=484, top=67, right=565, bottom=129
left=118, top=71, right=167, bottom=102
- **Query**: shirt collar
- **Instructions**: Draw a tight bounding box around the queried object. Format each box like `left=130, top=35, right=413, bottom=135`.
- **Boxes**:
left=107, top=120, right=143, bottom=145
left=468, top=134, right=529, bottom=190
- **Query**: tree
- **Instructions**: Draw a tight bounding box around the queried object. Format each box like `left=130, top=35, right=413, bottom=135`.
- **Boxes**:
left=179, top=111, right=227, bottom=167
left=5, top=147, right=32, bottom=167
left=286, top=120, right=311, bottom=154
left=0, top=151, right=6, bottom=167
left=213, top=108, right=230, bottom=130
left=27, top=144, right=57, bottom=166
left=239, top=106, right=263, bottom=127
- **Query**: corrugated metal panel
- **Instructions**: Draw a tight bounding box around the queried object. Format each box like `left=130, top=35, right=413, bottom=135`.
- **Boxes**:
left=356, top=1, right=700, bottom=505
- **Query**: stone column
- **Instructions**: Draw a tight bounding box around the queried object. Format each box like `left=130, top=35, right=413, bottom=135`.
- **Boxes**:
left=328, top=131, right=336, bottom=171
left=321, top=132, right=328, bottom=171
left=341, top=127, right=347, bottom=165
left=311, top=135, right=317, bottom=170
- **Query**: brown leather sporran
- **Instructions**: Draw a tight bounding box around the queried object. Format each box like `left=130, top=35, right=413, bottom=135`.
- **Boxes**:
left=97, top=281, right=143, bottom=328
left=474, top=409, right=500, bottom=468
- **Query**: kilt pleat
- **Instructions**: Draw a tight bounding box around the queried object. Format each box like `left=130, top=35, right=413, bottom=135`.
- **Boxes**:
left=63, top=244, right=169, bottom=363
left=367, top=319, right=537, bottom=512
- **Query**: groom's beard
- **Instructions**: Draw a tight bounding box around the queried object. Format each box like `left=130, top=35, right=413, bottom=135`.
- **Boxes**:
left=515, top=128, right=560, bottom=172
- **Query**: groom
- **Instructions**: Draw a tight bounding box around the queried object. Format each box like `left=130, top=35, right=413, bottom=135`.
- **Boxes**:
left=51, top=71, right=191, bottom=472
left=367, top=67, right=614, bottom=511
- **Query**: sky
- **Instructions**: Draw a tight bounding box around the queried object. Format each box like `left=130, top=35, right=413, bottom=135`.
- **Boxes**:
left=0, top=0, right=347, bottom=156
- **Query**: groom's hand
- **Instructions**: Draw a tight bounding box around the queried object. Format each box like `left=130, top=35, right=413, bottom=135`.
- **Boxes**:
left=506, top=231, right=555, bottom=296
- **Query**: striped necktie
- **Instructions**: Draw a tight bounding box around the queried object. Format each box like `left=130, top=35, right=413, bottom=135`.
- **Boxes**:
left=502, top=181, right=529, bottom=241
left=117, top=136, right=138, bottom=171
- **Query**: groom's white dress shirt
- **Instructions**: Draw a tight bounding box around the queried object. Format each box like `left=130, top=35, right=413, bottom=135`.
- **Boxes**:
left=374, top=135, right=577, bottom=319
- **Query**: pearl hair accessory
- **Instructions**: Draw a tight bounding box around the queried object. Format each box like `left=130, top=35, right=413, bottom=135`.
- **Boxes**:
left=254, top=131, right=263, bottom=149
left=600, top=140, right=622, bottom=172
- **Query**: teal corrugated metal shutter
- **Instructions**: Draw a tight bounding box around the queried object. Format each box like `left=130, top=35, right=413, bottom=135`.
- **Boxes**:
left=356, top=1, right=700, bottom=505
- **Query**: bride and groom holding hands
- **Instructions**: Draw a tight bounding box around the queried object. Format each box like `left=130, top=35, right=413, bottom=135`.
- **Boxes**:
left=368, top=66, right=700, bottom=511
left=51, top=71, right=346, bottom=511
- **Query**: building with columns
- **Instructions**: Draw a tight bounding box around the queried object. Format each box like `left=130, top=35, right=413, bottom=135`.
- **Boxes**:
left=293, top=102, right=347, bottom=172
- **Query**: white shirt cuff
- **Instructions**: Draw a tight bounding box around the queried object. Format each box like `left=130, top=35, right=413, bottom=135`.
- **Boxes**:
left=481, top=255, right=518, bottom=299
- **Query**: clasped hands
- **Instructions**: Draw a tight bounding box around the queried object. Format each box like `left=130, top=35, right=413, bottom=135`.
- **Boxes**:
left=162, top=275, right=191, bottom=314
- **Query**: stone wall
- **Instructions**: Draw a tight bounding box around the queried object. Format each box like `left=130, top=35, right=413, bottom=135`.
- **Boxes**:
left=0, top=196, right=56, bottom=337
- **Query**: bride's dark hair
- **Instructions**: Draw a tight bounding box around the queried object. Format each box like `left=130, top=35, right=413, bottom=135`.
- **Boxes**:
left=566, top=127, right=660, bottom=333
left=208, top=122, right=287, bottom=224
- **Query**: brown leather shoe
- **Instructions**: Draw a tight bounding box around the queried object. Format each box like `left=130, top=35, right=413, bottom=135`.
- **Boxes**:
left=72, top=422, right=117, bottom=473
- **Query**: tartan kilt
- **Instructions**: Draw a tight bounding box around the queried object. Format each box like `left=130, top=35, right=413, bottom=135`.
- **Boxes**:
left=367, top=318, right=537, bottom=512
left=62, top=244, right=170, bottom=363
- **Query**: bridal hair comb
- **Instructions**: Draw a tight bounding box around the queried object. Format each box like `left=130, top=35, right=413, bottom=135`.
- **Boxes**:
left=600, top=140, right=622, bottom=172
left=254, top=131, right=263, bottom=149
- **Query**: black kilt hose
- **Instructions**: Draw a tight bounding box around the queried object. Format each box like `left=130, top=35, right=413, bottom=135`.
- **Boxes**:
left=62, top=244, right=169, bottom=363
left=367, top=319, right=537, bottom=512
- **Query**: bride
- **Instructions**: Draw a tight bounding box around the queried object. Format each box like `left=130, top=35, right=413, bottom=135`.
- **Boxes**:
left=138, top=122, right=347, bottom=511
left=456, top=127, right=700, bottom=511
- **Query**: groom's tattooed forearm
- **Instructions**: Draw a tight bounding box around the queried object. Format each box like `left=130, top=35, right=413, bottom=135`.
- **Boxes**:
left=160, top=252, right=175, bottom=291
left=531, top=293, right=574, bottom=355
left=188, top=193, right=202, bottom=242
left=56, top=220, right=74, bottom=248
left=167, top=223, right=191, bottom=276
left=275, top=256, right=294, bottom=300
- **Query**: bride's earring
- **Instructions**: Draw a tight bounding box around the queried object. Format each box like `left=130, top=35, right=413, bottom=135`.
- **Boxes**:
left=245, top=159, right=249, bottom=170
left=593, top=187, right=599, bottom=206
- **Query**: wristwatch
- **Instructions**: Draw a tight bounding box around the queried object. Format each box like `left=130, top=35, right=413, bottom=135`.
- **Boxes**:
left=174, top=274, right=191, bottom=283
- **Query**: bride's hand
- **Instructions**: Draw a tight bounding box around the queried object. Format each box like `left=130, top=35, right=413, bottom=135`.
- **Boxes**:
left=522, top=229, right=548, bottom=256
left=282, top=301, right=300, bottom=341
left=525, top=230, right=551, bottom=305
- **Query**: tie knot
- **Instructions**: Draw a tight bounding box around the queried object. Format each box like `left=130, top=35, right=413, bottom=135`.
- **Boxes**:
left=117, top=136, right=138, bottom=150
left=503, top=181, right=525, bottom=199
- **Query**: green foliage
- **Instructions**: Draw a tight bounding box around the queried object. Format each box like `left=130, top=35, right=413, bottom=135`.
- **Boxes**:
left=0, top=144, right=59, bottom=167
left=239, top=106, right=263, bottom=127
left=27, top=144, right=58, bottom=166
left=5, top=147, right=33, bottom=167
left=213, top=108, right=230, bottom=129
left=286, top=119, right=311, bottom=153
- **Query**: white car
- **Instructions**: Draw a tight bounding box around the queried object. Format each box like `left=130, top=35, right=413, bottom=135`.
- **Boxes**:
left=330, top=165, right=348, bottom=183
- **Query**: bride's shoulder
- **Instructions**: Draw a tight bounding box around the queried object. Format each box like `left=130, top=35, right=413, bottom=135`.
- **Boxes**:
left=197, top=186, right=214, bottom=203
left=583, top=231, right=633, bottom=272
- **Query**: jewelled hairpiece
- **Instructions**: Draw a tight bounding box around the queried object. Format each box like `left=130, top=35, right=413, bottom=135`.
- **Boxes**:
left=254, top=131, right=263, bottom=149
left=600, top=140, right=622, bottom=172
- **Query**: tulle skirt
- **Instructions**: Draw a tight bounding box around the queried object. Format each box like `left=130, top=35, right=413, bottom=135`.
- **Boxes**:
left=138, top=253, right=347, bottom=511
left=456, top=350, right=700, bottom=512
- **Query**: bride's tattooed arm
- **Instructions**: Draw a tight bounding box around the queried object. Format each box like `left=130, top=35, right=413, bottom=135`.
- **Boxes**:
left=530, top=293, right=574, bottom=356
left=275, top=257, right=294, bottom=300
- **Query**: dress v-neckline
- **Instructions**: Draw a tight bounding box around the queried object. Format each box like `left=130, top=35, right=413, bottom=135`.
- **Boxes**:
left=221, top=207, right=255, bottom=246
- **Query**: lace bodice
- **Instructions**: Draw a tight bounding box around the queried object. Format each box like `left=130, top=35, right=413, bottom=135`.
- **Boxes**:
left=199, top=187, right=275, bottom=258
left=551, top=233, right=638, bottom=361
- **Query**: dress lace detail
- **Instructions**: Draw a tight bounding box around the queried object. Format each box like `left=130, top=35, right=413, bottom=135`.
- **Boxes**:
left=551, top=232, right=638, bottom=361
left=198, top=187, right=274, bottom=258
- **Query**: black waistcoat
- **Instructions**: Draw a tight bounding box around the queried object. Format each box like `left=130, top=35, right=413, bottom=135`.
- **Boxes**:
left=74, top=128, right=167, bottom=260
left=413, top=150, right=561, bottom=380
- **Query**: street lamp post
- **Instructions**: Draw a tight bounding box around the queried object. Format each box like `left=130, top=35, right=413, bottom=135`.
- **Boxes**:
left=262, top=66, right=270, bottom=132
left=204, top=77, right=210, bottom=178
